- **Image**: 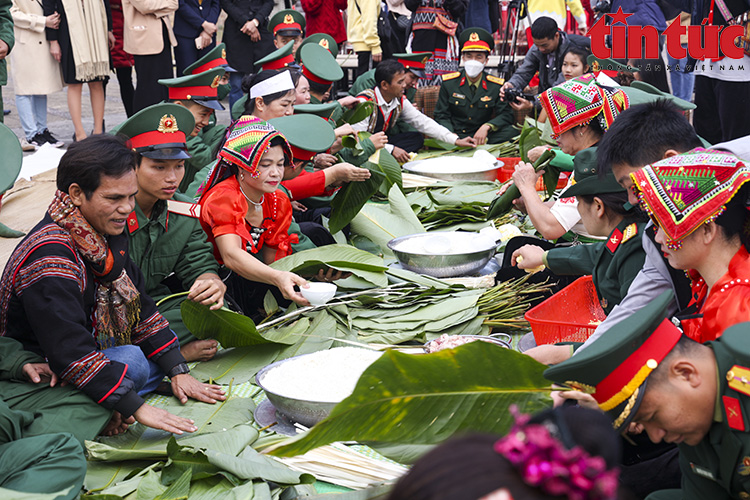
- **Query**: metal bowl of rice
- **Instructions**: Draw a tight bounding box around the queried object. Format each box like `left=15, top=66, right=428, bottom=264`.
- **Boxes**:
left=255, top=347, right=383, bottom=428
left=387, top=232, right=499, bottom=278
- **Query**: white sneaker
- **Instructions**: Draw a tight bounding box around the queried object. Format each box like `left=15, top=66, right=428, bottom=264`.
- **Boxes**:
left=19, top=137, right=36, bottom=152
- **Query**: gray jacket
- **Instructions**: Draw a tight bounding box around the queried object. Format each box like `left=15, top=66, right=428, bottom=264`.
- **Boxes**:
left=507, top=31, right=590, bottom=92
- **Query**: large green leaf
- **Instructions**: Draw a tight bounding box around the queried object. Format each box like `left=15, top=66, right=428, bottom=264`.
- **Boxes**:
left=270, top=245, right=388, bottom=288
left=187, top=477, right=256, bottom=500
left=340, top=101, right=376, bottom=125
left=350, top=185, right=425, bottom=256
left=328, top=168, right=385, bottom=234
left=182, top=301, right=276, bottom=348
left=519, top=123, right=543, bottom=163
left=135, top=469, right=166, bottom=500
left=189, top=344, right=282, bottom=385
left=486, top=149, right=555, bottom=219
left=275, top=310, right=339, bottom=361
left=204, top=446, right=315, bottom=485
left=269, top=342, right=553, bottom=457
left=371, top=150, right=403, bottom=190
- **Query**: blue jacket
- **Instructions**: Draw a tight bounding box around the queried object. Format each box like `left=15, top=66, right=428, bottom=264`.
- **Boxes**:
left=173, top=0, right=221, bottom=38
left=612, top=0, right=666, bottom=31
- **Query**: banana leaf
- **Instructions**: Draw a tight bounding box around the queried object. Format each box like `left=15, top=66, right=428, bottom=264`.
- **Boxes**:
left=183, top=477, right=256, bottom=500
left=327, top=167, right=384, bottom=234
left=519, top=123, right=543, bottom=162
left=268, top=342, right=553, bottom=457
left=135, top=470, right=167, bottom=500
left=485, top=149, right=555, bottom=219
left=339, top=101, right=376, bottom=126
left=188, top=344, right=282, bottom=384
left=371, top=149, right=403, bottom=190
left=296, top=485, right=392, bottom=499
left=0, top=222, right=25, bottom=238
left=269, top=245, right=388, bottom=288
left=182, top=301, right=288, bottom=348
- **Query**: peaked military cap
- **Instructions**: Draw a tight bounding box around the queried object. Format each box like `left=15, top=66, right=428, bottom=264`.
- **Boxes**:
left=183, top=43, right=236, bottom=75
left=159, top=67, right=226, bottom=111
left=269, top=114, right=335, bottom=161
left=293, top=102, right=339, bottom=122
left=587, top=55, right=638, bottom=73
left=116, top=103, right=194, bottom=160
left=298, top=33, right=338, bottom=57
left=459, top=28, right=493, bottom=52
left=560, top=148, right=626, bottom=198
left=629, top=81, right=696, bottom=111
left=269, top=9, right=305, bottom=37
left=255, top=40, right=297, bottom=71
left=394, top=52, right=432, bottom=79
left=544, top=292, right=681, bottom=432
left=0, top=123, right=22, bottom=194
left=299, top=43, right=344, bottom=85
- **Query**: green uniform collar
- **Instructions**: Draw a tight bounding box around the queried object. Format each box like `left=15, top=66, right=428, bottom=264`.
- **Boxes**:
left=132, top=198, right=169, bottom=233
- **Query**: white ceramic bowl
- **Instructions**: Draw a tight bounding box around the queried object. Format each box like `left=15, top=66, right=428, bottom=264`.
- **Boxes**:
left=301, top=282, right=337, bottom=305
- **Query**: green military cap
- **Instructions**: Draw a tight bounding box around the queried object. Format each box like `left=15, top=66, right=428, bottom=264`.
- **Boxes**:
left=159, top=67, right=226, bottom=111
left=299, top=43, right=344, bottom=85
left=393, top=52, right=432, bottom=79
left=293, top=102, right=339, bottom=122
left=269, top=114, right=335, bottom=161
left=559, top=148, right=625, bottom=198
left=628, top=80, right=696, bottom=111
left=587, top=55, right=638, bottom=73
left=0, top=123, right=22, bottom=194
left=255, top=40, right=297, bottom=71
left=458, top=28, right=494, bottom=52
left=269, top=9, right=305, bottom=37
left=116, top=103, right=194, bottom=160
left=182, top=43, right=236, bottom=75
left=298, top=33, right=338, bottom=58
left=544, top=292, right=681, bottom=432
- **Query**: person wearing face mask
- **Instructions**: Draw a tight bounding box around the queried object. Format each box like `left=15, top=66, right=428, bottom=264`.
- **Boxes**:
left=434, top=29, right=516, bottom=146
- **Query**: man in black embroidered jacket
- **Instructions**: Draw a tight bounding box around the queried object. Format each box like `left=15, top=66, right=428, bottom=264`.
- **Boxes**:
left=0, top=134, right=225, bottom=437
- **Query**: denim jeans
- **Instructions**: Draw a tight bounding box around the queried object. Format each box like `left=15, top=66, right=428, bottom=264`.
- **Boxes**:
left=666, top=45, right=695, bottom=103
left=15, top=95, right=47, bottom=140
left=102, top=345, right=165, bottom=396
left=229, top=71, right=246, bottom=112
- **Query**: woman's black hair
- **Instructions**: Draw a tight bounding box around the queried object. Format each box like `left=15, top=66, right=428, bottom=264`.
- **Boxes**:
left=564, top=45, right=591, bottom=70
left=57, top=134, right=137, bottom=197
left=241, top=69, right=295, bottom=115
left=309, top=79, right=333, bottom=96
left=715, top=181, right=750, bottom=251
left=579, top=191, right=649, bottom=223
left=387, top=406, right=624, bottom=500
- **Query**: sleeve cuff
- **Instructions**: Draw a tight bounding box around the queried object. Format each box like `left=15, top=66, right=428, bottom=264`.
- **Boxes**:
left=113, top=390, right=145, bottom=419
left=154, top=345, right=186, bottom=374
left=385, top=144, right=394, bottom=153
left=542, top=250, right=550, bottom=268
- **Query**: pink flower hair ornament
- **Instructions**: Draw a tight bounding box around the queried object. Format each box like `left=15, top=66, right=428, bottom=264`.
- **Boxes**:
left=493, top=408, right=620, bottom=500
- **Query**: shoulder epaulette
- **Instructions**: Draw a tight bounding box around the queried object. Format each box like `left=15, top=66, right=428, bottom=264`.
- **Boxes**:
left=621, top=223, right=638, bottom=243
left=127, top=211, right=139, bottom=234
left=606, top=227, right=622, bottom=254
left=486, top=74, right=504, bottom=85
left=167, top=199, right=201, bottom=218
left=442, top=72, right=461, bottom=81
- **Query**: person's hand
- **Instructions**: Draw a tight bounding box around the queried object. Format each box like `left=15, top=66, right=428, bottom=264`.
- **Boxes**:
left=199, top=31, right=212, bottom=49
left=627, top=422, right=644, bottom=435
left=100, top=411, right=134, bottom=436
left=49, top=40, right=61, bottom=62
left=273, top=271, right=310, bottom=305
left=291, top=200, right=308, bottom=212
left=170, top=373, right=226, bottom=405
left=525, top=344, right=572, bottom=365
left=391, top=146, right=411, bottom=163
left=499, top=82, right=514, bottom=100
left=369, top=131, right=388, bottom=149
left=337, top=95, right=359, bottom=109
left=133, top=403, right=198, bottom=434
left=473, top=125, right=490, bottom=146
left=455, top=137, right=477, bottom=148
left=334, top=123, right=355, bottom=138
left=511, top=244, right=545, bottom=270
left=0, top=39, right=8, bottom=60
left=202, top=20, right=217, bottom=36
left=527, top=145, right=550, bottom=163
left=45, top=11, right=60, bottom=29
left=372, top=52, right=382, bottom=63
left=512, top=161, right=541, bottom=192
left=314, top=267, right=352, bottom=282
left=313, top=153, right=337, bottom=169
left=108, top=31, right=116, bottom=50
left=188, top=274, right=226, bottom=311
left=22, top=363, right=59, bottom=386
left=329, top=163, right=371, bottom=185
left=509, top=98, right=533, bottom=111
left=552, top=389, right=600, bottom=410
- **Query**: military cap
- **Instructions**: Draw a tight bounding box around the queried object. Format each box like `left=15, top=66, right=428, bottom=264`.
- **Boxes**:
left=293, top=102, right=339, bottom=122
left=299, top=43, right=344, bottom=85
left=629, top=81, right=696, bottom=111
left=159, top=67, right=226, bottom=111
left=587, top=55, right=638, bottom=73
left=394, top=52, right=432, bottom=79
left=0, top=123, right=22, bottom=194
left=269, top=9, right=305, bottom=37
left=183, top=43, right=236, bottom=75
left=269, top=114, right=335, bottom=161
left=544, top=292, right=681, bottom=432
left=559, top=148, right=625, bottom=198
left=459, top=28, right=494, bottom=52
left=298, top=33, right=338, bottom=57
left=255, top=40, right=297, bottom=71
left=116, top=103, right=194, bottom=160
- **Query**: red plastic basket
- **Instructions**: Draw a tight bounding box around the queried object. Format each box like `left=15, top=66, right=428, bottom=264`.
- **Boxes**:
left=525, top=275, right=607, bottom=345
left=496, top=157, right=569, bottom=190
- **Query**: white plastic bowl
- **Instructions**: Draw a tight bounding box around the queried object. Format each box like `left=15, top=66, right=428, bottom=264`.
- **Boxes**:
left=301, top=282, right=337, bottom=305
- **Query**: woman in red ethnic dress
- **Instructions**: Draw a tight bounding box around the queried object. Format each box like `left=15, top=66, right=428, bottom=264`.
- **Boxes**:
left=632, top=149, right=750, bottom=343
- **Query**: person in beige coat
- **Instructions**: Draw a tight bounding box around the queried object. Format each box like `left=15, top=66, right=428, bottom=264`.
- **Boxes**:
left=122, top=0, right=176, bottom=112
left=10, top=0, right=64, bottom=149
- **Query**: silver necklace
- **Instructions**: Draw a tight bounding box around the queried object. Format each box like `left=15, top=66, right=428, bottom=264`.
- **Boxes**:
left=240, top=185, right=264, bottom=212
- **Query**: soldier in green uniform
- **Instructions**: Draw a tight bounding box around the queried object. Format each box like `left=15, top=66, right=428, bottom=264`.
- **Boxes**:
left=511, top=147, right=647, bottom=315
left=268, top=9, right=305, bottom=55
left=434, top=28, right=516, bottom=145
left=545, top=292, right=750, bottom=500
left=298, top=32, right=338, bottom=58
left=159, top=67, right=227, bottom=193
left=117, top=104, right=226, bottom=363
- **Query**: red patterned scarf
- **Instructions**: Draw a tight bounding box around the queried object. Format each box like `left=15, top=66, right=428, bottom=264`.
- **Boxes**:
left=48, top=190, right=141, bottom=346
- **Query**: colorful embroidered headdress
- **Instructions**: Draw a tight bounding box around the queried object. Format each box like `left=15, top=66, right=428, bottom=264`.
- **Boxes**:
left=631, top=149, right=750, bottom=250
left=539, top=74, right=629, bottom=138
